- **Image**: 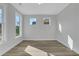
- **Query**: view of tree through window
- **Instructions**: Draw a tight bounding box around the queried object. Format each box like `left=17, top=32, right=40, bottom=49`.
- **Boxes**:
left=43, top=17, right=50, bottom=24
left=16, top=16, right=20, bottom=36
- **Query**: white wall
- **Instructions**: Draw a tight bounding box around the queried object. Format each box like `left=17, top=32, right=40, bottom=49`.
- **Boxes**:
left=57, top=3, right=79, bottom=54
left=0, top=4, right=23, bottom=55
left=23, top=15, right=58, bottom=40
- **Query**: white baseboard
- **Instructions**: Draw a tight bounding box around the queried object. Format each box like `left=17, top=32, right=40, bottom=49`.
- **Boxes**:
left=23, top=39, right=56, bottom=41
left=72, top=48, right=79, bottom=54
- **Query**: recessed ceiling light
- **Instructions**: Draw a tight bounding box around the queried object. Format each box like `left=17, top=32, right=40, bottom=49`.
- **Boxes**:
left=38, top=3, right=43, bottom=5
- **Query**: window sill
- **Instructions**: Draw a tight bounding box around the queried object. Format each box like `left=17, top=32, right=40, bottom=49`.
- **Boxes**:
left=16, top=35, right=22, bottom=39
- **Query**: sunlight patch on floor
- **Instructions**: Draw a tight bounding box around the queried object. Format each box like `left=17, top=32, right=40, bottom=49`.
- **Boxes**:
left=24, top=45, right=54, bottom=56
left=48, top=53, right=54, bottom=56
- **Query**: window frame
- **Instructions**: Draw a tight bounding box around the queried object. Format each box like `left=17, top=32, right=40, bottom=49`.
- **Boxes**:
left=15, top=12, right=22, bottom=38
left=0, top=7, right=4, bottom=41
left=43, top=16, right=51, bottom=25
left=29, top=17, right=37, bottom=25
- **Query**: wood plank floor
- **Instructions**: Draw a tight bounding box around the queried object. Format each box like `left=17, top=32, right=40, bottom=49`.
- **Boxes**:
left=3, top=40, right=79, bottom=56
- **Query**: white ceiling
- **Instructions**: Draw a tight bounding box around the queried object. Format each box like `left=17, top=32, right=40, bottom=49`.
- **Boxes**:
left=11, top=3, right=69, bottom=15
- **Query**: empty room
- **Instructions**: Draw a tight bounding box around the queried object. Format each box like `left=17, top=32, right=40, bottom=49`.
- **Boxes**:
left=0, top=3, right=79, bottom=56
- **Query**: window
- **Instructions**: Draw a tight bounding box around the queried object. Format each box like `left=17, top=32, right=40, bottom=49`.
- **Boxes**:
left=30, top=17, right=36, bottom=25
left=0, top=8, right=3, bottom=40
left=15, top=14, right=22, bottom=37
left=43, top=17, right=50, bottom=25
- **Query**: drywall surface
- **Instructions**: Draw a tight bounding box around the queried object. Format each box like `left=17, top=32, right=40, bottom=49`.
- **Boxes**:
left=0, top=4, right=23, bottom=55
left=23, top=15, right=58, bottom=40
left=57, top=3, right=79, bottom=54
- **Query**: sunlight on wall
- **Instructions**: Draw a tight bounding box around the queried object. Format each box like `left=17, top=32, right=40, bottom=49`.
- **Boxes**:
left=68, top=35, right=73, bottom=50
left=24, top=45, right=48, bottom=56
left=58, top=24, right=62, bottom=32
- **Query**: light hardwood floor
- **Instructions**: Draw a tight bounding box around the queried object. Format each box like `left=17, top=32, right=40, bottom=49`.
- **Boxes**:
left=3, top=40, right=79, bottom=56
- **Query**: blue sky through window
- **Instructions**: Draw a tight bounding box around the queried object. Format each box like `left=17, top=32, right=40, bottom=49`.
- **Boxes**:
left=0, top=9, right=2, bottom=24
left=16, top=16, right=20, bottom=26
